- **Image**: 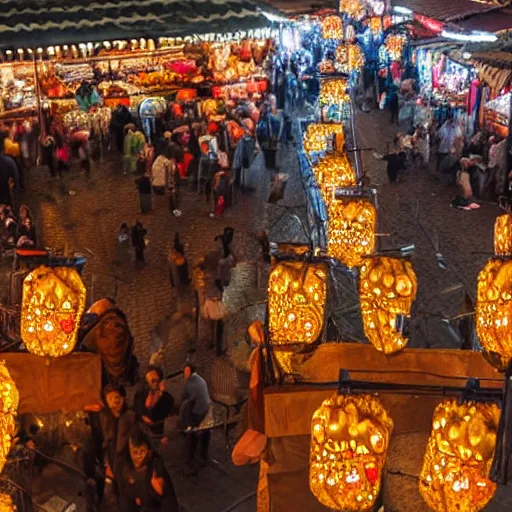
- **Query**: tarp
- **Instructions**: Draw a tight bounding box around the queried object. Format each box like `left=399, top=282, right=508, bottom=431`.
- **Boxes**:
left=0, top=0, right=284, bottom=49
left=1, top=352, right=101, bottom=414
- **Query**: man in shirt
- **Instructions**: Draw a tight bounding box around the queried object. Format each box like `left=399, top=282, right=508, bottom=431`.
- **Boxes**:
left=134, top=367, right=175, bottom=446
left=437, top=116, right=463, bottom=172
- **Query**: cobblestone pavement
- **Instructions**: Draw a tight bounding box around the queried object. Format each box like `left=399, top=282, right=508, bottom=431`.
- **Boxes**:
left=7, top=106, right=512, bottom=510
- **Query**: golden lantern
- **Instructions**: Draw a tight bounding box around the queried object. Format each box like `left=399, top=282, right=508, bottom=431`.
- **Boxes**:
left=268, top=260, right=327, bottom=345
left=493, top=213, right=512, bottom=256
left=476, top=259, right=512, bottom=368
left=385, top=34, right=407, bottom=61
left=0, top=494, right=14, bottom=512
left=419, top=399, right=500, bottom=512
left=303, top=123, right=345, bottom=157
left=313, top=154, right=357, bottom=208
left=322, top=16, right=343, bottom=40
left=0, top=362, right=19, bottom=474
left=328, top=198, right=377, bottom=268
left=310, top=393, right=394, bottom=511
left=359, top=257, right=417, bottom=354
left=339, top=0, right=366, bottom=21
left=319, top=78, right=350, bottom=107
left=367, top=17, right=383, bottom=37
left=335, top=43, right=365, bottom=74
left=21, top=266, right=87, bottom=357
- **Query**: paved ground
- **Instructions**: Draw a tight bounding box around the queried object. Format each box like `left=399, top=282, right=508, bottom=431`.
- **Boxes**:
left=4, top=106, right=511, bottom=511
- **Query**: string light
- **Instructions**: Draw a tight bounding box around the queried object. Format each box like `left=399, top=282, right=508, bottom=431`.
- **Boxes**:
left=441, top=30, right=497, bottom=43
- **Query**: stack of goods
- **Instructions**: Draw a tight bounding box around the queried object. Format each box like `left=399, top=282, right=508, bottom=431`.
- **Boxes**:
left=0, top=64, right=38, bottom=115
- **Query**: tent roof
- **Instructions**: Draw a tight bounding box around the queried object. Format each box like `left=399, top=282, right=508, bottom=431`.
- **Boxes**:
left=391, top=0, right=498, bottom=21
left=0, top=0, right=284, bottom=49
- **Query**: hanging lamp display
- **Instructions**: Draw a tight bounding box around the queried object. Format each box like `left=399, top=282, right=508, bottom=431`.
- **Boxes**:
left=303, top=123, right=345, bottom=157
left=476, top=259, right=512, bottom=368
left=493, top=213, right=512, bottom=256
left=339, top=0, right=366, bottom=21
left=0, top=362, right=19, bottom=475
left=268, top=260, right=327, bottom=345
left=359, top=256, right=417, bottom=354
left=0, top=494, right=14, bottom=512
left=319, top=78, right=351, bottom=106
left=367, top=17, right=383, bottom=36
left=419, top=399, right=500, bottom=512
left=335, top=43, right=365, bottom=74
left=322, top=16, right=344, bottom=40
left=313, top=153, right=357, bottom=208
left=310, top=393, right=394, bottom=511
left=21, top=266, right=87, bottom=358
left=384, top=33, right=407, bottom=61
left=328, top=196, right=377, bottom=268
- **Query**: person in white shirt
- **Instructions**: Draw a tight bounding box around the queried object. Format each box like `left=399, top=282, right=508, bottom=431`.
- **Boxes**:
left=437, top=116, right=463, bottom=172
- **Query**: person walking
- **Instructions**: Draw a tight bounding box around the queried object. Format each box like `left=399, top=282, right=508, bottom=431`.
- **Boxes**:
left=117, top=223, right=130, bottom=266
left=131, top=221, right=147, bottom=267
left=168, top=232, right=190, bottom=289
left=135, top=173, right=152, bottom=214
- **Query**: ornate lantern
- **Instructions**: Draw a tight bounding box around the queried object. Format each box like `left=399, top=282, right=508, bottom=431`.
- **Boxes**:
left=359, top=257, right=417, bottom=354
left=384, top=34, right=407, bottom=61
left=476, top=259, right=512, bottom=368
left=310, top=393, right=394, bottom=511
left=268, top=261, right=327, bottom=345
left=339, top=0, right=366, bottom=21
left=0, top=494, right=14, bottom=512
left=319, top=78, right=350, bottom=107
left=21, top=266, right=87, bottom=357
left=328, top=198, right=377, bottom=268
left=493, top=213, right=512, bottom=256
left=303, top=123, right=345, bottom=158
left=0, top=362, right=19, bottom=474
left=313, top=154, right=357, bottom=208
left=322, top=16, right=343, bottom=40
left=335, top=43, right=365, bottom=74
left=367, top=17, right=383, bottom=36
left=419, top=399, right=500, bottom=512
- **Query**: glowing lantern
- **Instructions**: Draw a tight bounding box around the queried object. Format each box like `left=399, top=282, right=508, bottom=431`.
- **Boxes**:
left=476, top=259, right=512, bottom=368
left=0, top=494, right=14, bottom=512
left=328, top=198, right=377, bottom=268
left=303, top=123, right=345, bottom=157
left=268, top=261, right=327, bottom=345
left=310, top=393, right=394, bottom=511
left=21, top=266, right=87, bottom=358
left=384, top=34, right=407, bottom=61
left=359, top=257, right=417, bottom=354
left=493, top=213, right=512, bottom=256
left=322, top=16, right=343, bottom=40
left=335, top=43, right=365, bottom=74
left=367, top=17, right=383, bottom=36
left=419, top=399, right=500, bottom=512
left=0, top=362, right=19, bottom=474
left=339, top=0, right=366, bottom=21
left=319, top=78, right=350, bottom=107
left=313, top=154, right=357, bottom=208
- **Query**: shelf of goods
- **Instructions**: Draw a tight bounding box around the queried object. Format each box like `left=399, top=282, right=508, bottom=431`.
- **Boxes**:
left=484, top=93, right=510, bottom=137
left=0, top=62, right=38, bottom=120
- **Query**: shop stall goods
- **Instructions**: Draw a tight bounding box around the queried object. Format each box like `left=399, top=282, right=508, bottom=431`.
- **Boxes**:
left=0, top=362, right=18, bottom=474
left=21, top=266, right=86, bottom=358
left=0, top=494, right=13, bottom=512
left=493, top=213, right=512, bottom=256
left=419, top=399, right=500, bottom=512
left=303, top=123, right=345, bottom=157
left=384, top=34, right=407, bottom=61
left=339, top=0, right=366, bottom=21
left=359, top=256, right=417, bottom=354
left=328, top=198, right=377, bottom=268
left=322, top=16, right=344, bottom=40
left=319, top=78, right=350, bottom=107
left=476, top=258, right=512, bottom=368
left=268, top=261, right=327, bottom=345
left=335, top=43, right=365, bottom=74
left=310, top=393, right=394, bottom=511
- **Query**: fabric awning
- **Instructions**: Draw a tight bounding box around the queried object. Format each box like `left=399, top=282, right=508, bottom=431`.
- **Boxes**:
left=0, top=0, right=285, bottom=49
left=455, top=7, right=512, bottom=33
left=392, top=0, right=498, bottom=22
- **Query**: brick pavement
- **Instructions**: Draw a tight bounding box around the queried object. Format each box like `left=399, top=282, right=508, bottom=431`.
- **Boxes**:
left=9, top=108, right=512, bottom=510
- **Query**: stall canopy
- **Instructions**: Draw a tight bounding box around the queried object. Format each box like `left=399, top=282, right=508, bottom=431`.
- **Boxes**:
left=391, top=0, right=500, bottom=21
left=0, top=0, right=285, bottom=49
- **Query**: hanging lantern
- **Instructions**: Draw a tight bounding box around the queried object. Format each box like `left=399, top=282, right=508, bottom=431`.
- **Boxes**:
left=0, top=494, right=14, bottom=512
left=319, top=78, right=350, bottom=107
left=268, top=261, right=327, bottom=345
left=359, top=257, right=417, bottom=354
left=335, top=43, right=365, bottom=74
left=310, top=393, right=394, bottom=511
left=339, top=0, right=366, bottom=21
left=493, top=213, right=512, bottom=256
left=476, top=259, right=512, bottom=368
left=0, top=362, right=19, bottom=474
left=21, top=266, right=87, bottom=358
left=303, top=123, right=345, bottom=157
left=328, top=198, right=377, bottom=268
left=313, top=154, right=357, bottom=208
left=322, top=16, right=343, bottom=40
left=384, top=34, right=407, bottom=61
left=419, top=399, right=500, bottom=512
left=367, top=17, right=383, bottom=37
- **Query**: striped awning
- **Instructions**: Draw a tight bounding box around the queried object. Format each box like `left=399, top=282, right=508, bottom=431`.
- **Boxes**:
left=0, top=0, right=285, bottom=49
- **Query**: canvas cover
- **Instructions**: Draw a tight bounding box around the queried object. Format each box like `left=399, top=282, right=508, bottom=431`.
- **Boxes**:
left=1, top=352, right=101, bottom=415
left=261, top=344, right=504, bottom=511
